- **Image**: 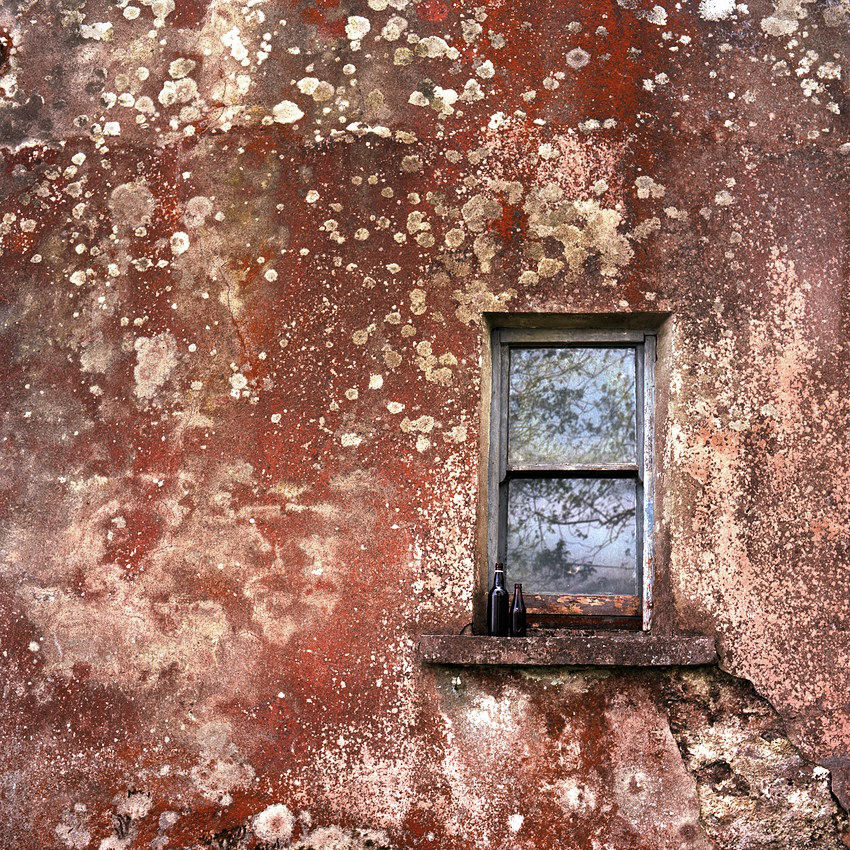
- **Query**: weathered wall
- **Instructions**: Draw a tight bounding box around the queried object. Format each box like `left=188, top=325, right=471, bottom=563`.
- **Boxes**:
left=1, top=0, right=849, bottom=846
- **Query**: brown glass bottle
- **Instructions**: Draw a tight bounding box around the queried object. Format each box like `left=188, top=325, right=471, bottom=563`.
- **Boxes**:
left=487, top=564, right=510, bottom=636
left=510, top=583, right=526, bottom=637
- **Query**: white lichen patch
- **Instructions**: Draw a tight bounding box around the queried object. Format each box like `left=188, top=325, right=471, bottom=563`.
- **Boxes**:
left=252, top=803, right=295, bottom=843
left=461, top=192, right=503, bottom=233
left=346, top=15, right=371, bottom=42
left=381, top=15, right=408, bottom=40
left=523, top=185, right=634, bottom=278
left=699, top=0, right=737, bottom=19
left=415, top=36, right=460, bottom=60
left=108, top=182, right=155, bottom=231
left=115, top=789, right=153, bottom=820
left=169, top=57, right=197, bottom=79
left=133, top=332, right=178, bottom=400
left=158, top=78, right=198, bottom=107
left=297, top=77, right=335, bottom=101
left=400, top=415, right=435, bottom=434
left=552, top=779, right=598, bottom=812
left=760, top=0, right=808, bottom=35
left=272, top=100, right=305, bottom=124
left=293, top=825, right=392, bottom=849
left=634, top=176, right=666, bottom=199
left=55, top=809, right=91, bottom=850
left=190, top=721, right=256, bottom=803
left=566, top=48, right=590, bottom=70
left=229, top=372, right=248, bottom=394
left=415, top=341, right=456, bottom=384
left=170, top=231, right=190, bottom=255
left=79, top=21, right=113, bottom=41
left=466, top=693, right=523, bottom=731
left=183, top=196, right=213, bottom=228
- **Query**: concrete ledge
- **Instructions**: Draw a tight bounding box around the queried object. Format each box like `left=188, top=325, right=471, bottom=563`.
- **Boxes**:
left=418, top=632, right=717, bottom=667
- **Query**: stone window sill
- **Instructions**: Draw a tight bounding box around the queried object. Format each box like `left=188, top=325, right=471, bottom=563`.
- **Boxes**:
left=418, top=631, right=717, bottom=667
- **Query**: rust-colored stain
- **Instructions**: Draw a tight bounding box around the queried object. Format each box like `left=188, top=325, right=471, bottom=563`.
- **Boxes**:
left=0, top=0, right=848, bottom=846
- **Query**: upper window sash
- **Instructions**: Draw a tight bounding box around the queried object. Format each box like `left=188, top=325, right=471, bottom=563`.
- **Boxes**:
left=506, top=343, right=641, bottom=475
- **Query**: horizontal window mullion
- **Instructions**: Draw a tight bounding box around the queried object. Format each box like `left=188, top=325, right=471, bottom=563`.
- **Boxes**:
left=503, top=463, right=638, bottom=482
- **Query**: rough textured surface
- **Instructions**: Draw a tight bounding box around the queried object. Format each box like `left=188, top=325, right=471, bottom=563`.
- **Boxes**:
left=664, top=671, right=850, bottom=849
left=0, top=0, right=848, bottom=846
left=419, top=632, right=718, bottom=666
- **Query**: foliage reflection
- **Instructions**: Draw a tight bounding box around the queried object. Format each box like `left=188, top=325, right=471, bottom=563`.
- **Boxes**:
left=506, top=475, right=637, bottom=596
left=509, top=346, right=636, bottom=465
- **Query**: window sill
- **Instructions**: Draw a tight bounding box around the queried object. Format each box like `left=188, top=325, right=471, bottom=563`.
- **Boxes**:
left=418, top=631, right=717, bottom=667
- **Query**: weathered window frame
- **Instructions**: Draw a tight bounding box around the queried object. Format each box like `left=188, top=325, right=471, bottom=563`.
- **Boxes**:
left=484, top=327, right=656, bottom=631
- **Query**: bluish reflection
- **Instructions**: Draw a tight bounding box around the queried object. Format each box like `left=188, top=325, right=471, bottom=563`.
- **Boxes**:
left=509, top=347, right=636, bottom=466
left=506, top=477, right=638, bottom=595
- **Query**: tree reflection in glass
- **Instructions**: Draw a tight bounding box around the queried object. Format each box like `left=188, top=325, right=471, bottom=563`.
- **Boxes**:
left=506, top=478, right=637, bottom=595
left=508, top=347, right=636, bottom=466
left=505, top=346, right=639, bottom=596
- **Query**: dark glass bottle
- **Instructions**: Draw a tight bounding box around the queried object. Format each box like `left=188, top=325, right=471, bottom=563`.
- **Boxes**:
left=487, top=564, right=510, bottom=636
left=510, top=583, right=526, bottom=637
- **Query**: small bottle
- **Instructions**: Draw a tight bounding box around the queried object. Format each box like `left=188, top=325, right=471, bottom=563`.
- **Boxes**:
left=487, top=563, right=510, bottom=636
left=510, top=583, right=526, bottom=637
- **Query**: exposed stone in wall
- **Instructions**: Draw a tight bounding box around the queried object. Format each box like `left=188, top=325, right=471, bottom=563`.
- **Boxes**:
left=41, top=666, right=848, bottom=848
left=664, top=669, right=850, bottom=849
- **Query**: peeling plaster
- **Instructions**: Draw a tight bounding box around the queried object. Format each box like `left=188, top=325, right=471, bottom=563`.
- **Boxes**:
left=0, top=0, right=848, bottom=845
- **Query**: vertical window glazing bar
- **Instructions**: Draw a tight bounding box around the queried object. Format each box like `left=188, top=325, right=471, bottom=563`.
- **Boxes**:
left=642, top=334, right=656, bottom=631
left=635, top=345, right=645, bottom=482
left=487, top=330, right=504, bottom=589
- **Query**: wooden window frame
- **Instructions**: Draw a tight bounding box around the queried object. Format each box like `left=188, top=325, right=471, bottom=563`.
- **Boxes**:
left=483, top=327, right=656, bottom=631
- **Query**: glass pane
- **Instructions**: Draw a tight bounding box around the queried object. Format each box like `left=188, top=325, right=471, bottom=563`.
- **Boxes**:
left=506, top=477, right=638, bottom=595
left=508, top=346, right=636, bottom=465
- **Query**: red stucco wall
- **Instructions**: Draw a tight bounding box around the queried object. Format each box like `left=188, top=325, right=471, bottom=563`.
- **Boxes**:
left=0, top=0, right=848, bottom=846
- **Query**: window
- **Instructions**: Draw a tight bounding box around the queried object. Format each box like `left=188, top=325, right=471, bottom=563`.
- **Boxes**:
left=486, top=328, right=655, bottom=631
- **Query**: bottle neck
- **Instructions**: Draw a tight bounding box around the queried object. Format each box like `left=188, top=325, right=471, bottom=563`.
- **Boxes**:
left=494, top=570, right=506, bottom=589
